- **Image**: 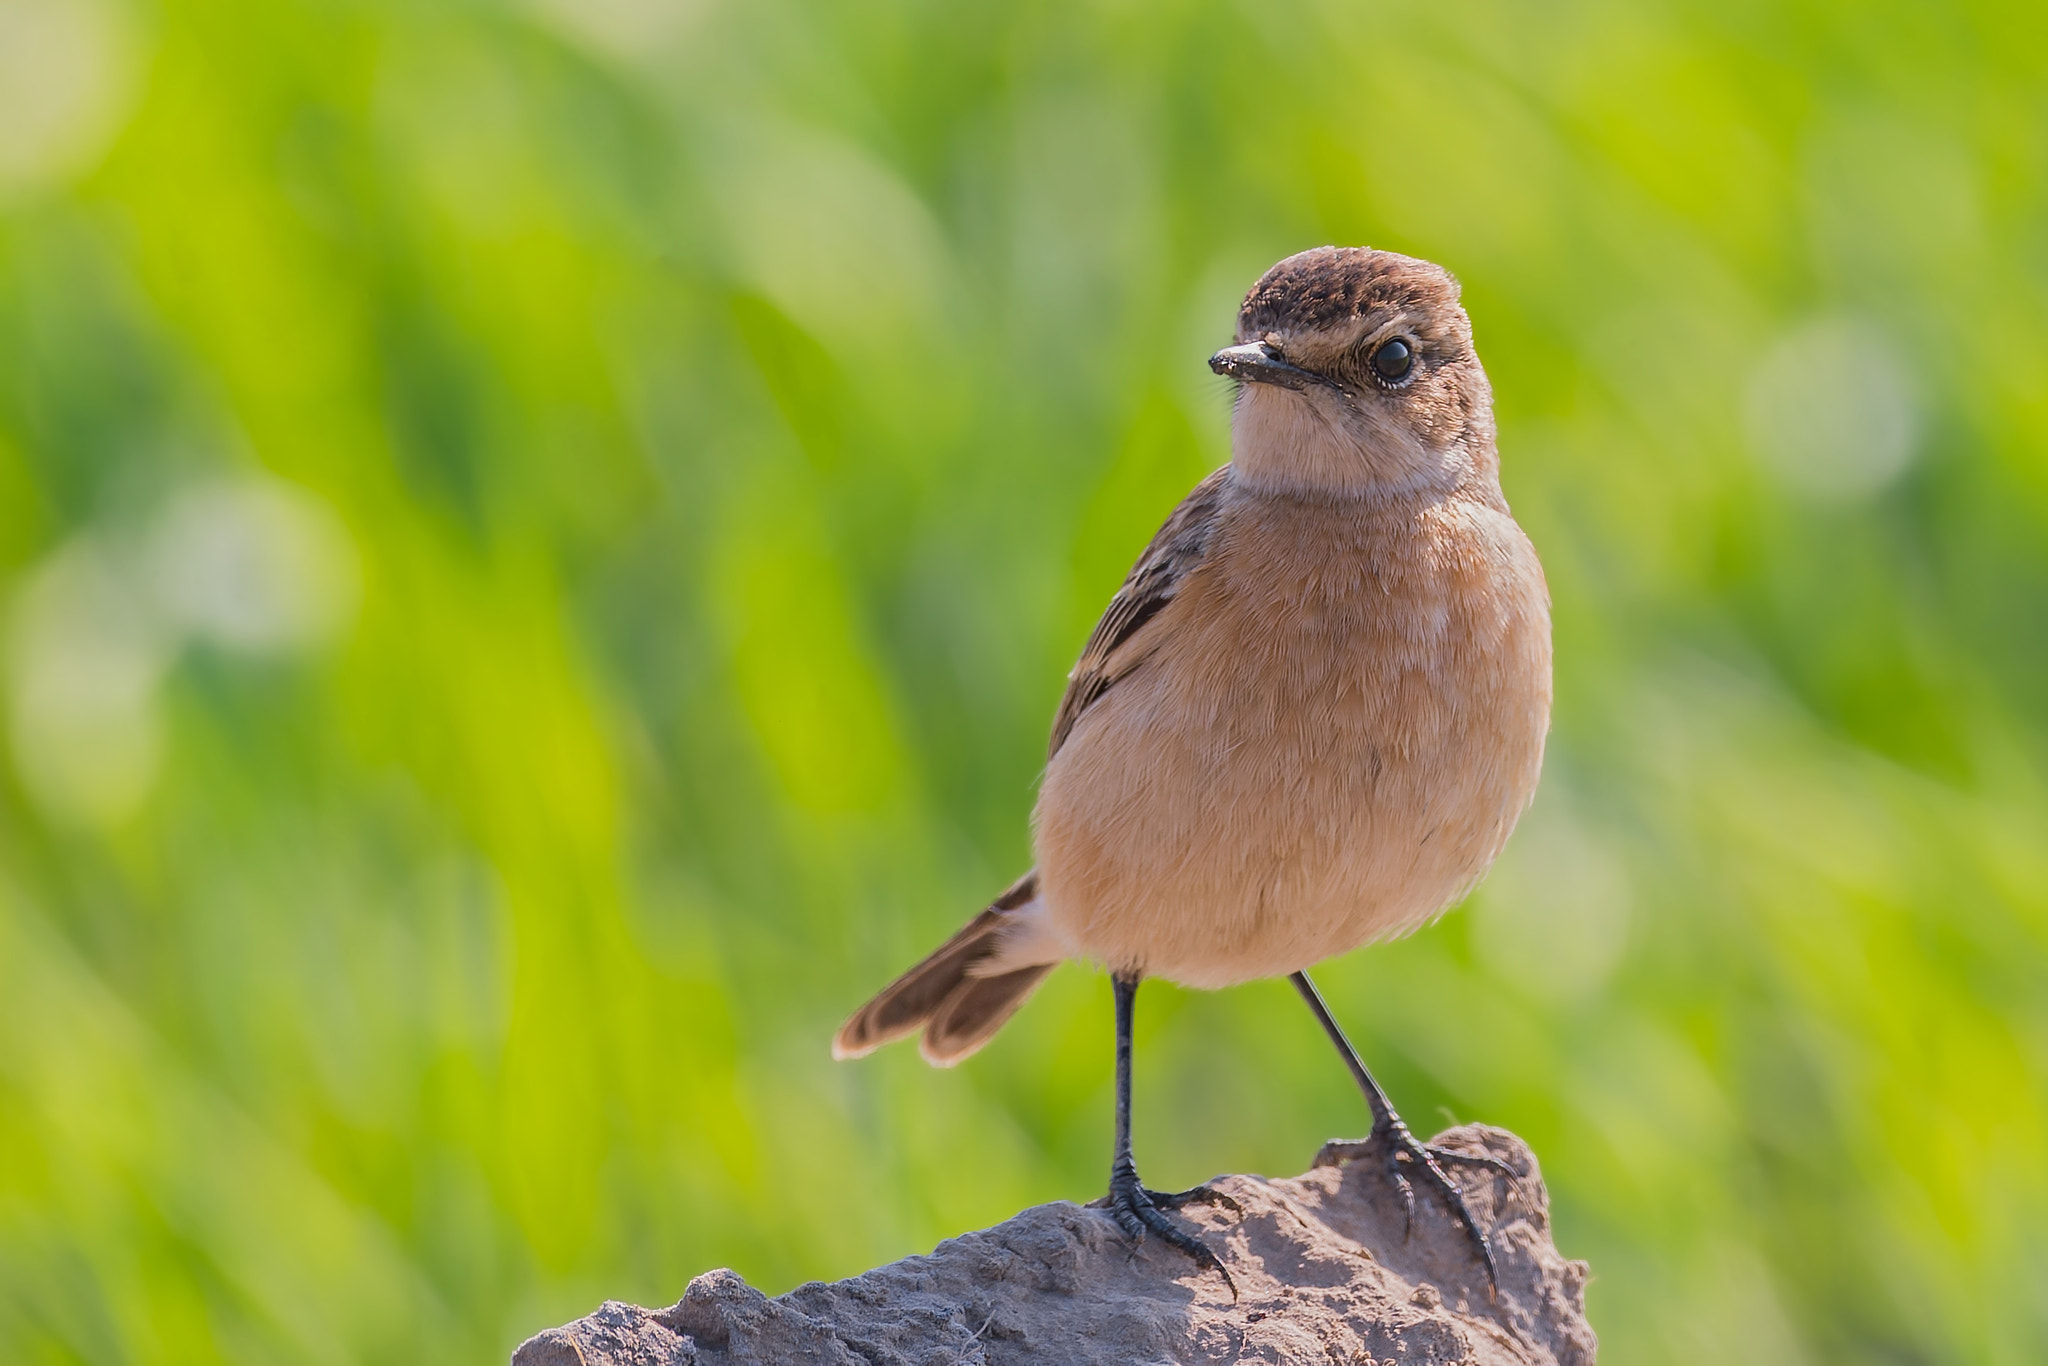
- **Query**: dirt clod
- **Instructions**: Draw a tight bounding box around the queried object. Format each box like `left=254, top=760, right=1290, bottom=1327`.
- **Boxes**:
left=513, top=1125, right=1595, bottom=1366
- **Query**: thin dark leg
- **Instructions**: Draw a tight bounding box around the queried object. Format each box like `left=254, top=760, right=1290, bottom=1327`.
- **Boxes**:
left=1111, top=971, right=1137, bottom=1187
left=1092, top=972, right=1237, bottom=1297
left=1291, top=970, right=1507, bottom=1298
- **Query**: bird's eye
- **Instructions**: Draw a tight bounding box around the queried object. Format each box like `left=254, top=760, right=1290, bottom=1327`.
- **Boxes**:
left=1370, top=337, right=1414, bottom=382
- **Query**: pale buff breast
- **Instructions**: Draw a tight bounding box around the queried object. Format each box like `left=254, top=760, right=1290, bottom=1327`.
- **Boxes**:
left=1031, top=486, right=1552, bottom=988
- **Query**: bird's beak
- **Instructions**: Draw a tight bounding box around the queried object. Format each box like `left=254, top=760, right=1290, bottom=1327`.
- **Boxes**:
left=1208, top=342, right=1320, bottom=390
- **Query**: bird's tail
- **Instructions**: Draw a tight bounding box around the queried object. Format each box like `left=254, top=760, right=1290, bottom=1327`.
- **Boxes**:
left=832, top=871, right=1054, bottom=1068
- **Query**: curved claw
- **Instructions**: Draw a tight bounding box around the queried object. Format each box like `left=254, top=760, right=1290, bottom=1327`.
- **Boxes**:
left=1313, top=1137, right=1375, bottom=1169
left=1093, top=1179, right=1239, bottom=1301
left=1152, top=1183, right=1244, bottom=1215
left=1427, top=1145, right=1519, bottom=1178
left=1386, top=1150, right=1417, bottom=1239
left=1319, top=1126, right=1504, bottom=1301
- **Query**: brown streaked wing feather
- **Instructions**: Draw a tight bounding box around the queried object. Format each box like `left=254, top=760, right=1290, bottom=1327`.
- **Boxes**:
left=1048, top=467, right=1232, bottom=760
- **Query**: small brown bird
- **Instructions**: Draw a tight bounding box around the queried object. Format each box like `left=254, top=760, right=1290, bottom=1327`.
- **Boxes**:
left=835, top=247, right=1552, bottom=1295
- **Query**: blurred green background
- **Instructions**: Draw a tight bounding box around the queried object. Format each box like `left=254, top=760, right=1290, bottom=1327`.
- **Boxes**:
left=2, top=0, right=2046, bottom=1361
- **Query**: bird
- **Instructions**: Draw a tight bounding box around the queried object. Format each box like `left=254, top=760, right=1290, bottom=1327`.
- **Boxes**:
left=832, top=246, right=1552, bottom=1297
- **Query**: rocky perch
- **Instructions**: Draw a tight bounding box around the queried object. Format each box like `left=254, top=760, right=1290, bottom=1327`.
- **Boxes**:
left=514, top=1125, right=1594, bottom=1365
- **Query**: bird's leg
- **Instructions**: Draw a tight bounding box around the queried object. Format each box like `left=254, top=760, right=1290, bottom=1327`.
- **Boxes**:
left=1291, top=970, right=1507, bottom=1298
left=1089, top=972, right=1238, bottom=1297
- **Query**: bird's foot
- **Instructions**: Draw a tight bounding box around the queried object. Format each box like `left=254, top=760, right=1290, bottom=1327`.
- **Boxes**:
left=1089, top=1164, right=1238, bottom=1299
left=1315, top=1121, right=1508, bottom=1298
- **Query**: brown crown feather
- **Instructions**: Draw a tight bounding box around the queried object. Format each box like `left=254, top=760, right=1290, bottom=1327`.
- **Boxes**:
left=1235, top=246, right=1463, bottom=340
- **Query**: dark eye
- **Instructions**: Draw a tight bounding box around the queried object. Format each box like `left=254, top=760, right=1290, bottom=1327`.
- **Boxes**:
left=1370, top=337, right=1414, bottom=382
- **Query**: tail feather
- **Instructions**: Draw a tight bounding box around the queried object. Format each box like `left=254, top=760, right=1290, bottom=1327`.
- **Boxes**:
left=833, top=871, right=1049, bottom=1065
left=920, top=964, right=1055, bottom=1067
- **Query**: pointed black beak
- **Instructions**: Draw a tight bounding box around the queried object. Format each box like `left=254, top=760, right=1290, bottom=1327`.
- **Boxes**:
left=1208, top=342, right=1321, bottom=391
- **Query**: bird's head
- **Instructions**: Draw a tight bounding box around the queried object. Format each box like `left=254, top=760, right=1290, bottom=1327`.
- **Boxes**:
left=1211, top=247, right=1497, bottom=499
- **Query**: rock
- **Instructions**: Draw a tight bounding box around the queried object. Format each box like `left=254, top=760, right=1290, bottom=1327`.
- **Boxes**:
left=514, top=1124, right=1595, bottom=1365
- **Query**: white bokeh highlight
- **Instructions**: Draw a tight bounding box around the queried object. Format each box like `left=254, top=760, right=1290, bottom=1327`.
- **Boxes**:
left=7, top=539, right=173, bottom=826
left=148, top=479, right=360, bottom=656
left=0, top=0, right=138, bottom=200
left=1473, top=798, right=1634, bottom=1005
left=6, top=477, right=359, bottom=827
left=528, top=0, right=710, bottom=61
left=1742, top=315, right=1921, bottom=501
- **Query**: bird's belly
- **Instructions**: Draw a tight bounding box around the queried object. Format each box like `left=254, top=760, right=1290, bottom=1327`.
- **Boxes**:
left=1032, top=534, right=1549, bottom=987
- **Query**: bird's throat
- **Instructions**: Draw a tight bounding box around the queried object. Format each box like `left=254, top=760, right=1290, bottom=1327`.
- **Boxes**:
left=1230, top=385, right=1465, bottom=501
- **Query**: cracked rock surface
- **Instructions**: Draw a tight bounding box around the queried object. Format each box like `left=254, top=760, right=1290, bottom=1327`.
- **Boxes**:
left=513, top=1124, right=1595, bottom=1365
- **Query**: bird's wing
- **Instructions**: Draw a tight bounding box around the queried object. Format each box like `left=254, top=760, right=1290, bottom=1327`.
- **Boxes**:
left=1047, top=465, right=1232, bottom=760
